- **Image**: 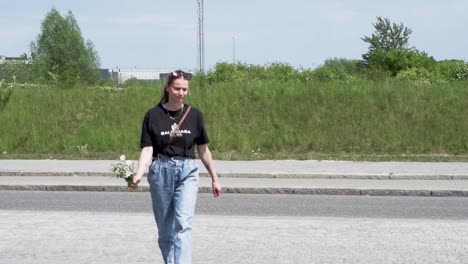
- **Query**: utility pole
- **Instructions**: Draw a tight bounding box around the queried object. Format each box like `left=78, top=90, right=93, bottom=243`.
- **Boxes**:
left=197, top=0, right=205, bottom=73
left=232, top=36, right=236, bottom=63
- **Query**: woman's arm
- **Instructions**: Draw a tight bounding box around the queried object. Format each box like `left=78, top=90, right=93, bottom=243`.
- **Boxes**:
left=130, top=146, right=153, bottom=187
left=197, top=144, right=222, bottom=197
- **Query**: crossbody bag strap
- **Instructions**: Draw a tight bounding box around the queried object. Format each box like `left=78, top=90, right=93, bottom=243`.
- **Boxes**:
left=162, top=105, right=192, bottom=150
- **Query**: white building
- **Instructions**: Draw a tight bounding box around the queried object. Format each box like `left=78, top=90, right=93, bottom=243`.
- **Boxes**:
left=109, top=68, right=193, bottom=84
left=0, top=53, right=32, bottom=64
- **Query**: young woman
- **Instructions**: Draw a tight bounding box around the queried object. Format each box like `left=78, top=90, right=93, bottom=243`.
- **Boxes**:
left=131, top=70, right=222, bottom=264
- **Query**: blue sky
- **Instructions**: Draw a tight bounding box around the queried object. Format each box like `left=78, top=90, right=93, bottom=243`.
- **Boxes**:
left=1, top=0, right=467, bottom=71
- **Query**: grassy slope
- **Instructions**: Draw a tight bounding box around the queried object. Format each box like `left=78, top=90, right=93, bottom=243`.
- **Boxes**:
left=0, top=80, right=467, bottom=161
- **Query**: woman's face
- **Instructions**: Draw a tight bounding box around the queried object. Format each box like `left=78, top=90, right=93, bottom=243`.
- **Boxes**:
left=167, top=78, right=189, bottom=104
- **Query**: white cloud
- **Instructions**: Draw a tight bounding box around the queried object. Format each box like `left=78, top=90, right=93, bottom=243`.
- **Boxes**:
left=322, top=9, right=359, bottom=23
left=318, top=2, right=359, bottom=24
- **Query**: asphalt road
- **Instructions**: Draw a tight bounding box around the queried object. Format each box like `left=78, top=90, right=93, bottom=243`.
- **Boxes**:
left=1, top=190, right=467, bottom=219
left=2, top=190, right=468, bottom=263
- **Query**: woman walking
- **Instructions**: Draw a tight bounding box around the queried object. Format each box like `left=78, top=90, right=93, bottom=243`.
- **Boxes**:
left=131, top=70, right=222, bottom=264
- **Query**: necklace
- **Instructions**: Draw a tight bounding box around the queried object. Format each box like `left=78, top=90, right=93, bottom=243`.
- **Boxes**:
left=165, top=104, right=184, bottom=120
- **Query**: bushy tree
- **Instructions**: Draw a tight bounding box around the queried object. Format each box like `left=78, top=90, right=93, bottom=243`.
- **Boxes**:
left=30, top=8, right=100, bottom=88
left=362, top=17, right=412, bottom=64
left=362, top=17, right=437, bottom=78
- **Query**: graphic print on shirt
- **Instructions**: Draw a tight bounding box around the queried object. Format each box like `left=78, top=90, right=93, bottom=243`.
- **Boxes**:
left=160, top=123, right=192, bottom=137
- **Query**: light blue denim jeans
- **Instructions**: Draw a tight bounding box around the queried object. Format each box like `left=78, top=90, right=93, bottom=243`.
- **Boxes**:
left=147, top=154, right=200, bottom=264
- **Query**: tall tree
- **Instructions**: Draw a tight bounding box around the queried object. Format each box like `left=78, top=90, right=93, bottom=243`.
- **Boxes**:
left=31, top=8, right=100, bottom=87
left=361, top=17, right=436, bottom=77
left=362, top=17, right=412, bottom=66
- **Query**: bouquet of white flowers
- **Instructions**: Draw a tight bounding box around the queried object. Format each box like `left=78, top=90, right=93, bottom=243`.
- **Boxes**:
left=111, top=155, right=135, bottom=187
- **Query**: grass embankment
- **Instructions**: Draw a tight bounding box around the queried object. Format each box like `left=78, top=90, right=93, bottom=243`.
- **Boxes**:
left=0, top=80, right=467, bottom=161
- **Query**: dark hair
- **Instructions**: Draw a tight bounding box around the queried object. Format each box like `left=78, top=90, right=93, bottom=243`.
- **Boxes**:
left=159, top=70, right=192, bottom=104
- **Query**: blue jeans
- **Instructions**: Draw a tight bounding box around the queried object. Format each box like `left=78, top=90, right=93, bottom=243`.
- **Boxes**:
left=147, top=154, right=200, bottom=264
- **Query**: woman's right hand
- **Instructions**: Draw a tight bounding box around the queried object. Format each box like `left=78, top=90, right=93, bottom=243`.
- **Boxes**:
left=130, top=146, right=153, bottom=189
left=212, top=180, right=222, bottom=197
left=128, top=176, right=141, bottom=189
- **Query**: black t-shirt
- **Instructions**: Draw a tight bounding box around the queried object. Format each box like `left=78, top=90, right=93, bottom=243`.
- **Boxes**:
left=140, top=103, right=209, bottom=158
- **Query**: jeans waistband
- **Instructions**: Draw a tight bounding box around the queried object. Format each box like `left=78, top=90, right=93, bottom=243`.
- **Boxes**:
left=155, top=154, right=192, bottom=162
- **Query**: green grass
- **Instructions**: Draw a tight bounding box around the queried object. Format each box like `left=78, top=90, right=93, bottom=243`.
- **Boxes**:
left=1, top=79, right=467, bottom=161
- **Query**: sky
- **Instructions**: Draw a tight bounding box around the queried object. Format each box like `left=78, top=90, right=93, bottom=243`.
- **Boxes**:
left=1, top=0, right=467, bottom=71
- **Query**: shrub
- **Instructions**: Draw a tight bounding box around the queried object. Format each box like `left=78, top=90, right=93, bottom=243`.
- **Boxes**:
left=431, top=60, right=463, bottom=81
left=207, top=61, right=300, bottom=83
left=263, top=62, right=298, bottom=82
left=454, top=61, right=468, bottom=80
left=0, top=63, right=36, bottom=84
left=206, top=62, right=248, bottom=82
left=396, top=67, right=432, bottom=85
left=312, top=58, right=362, bottom=82
left=366, top=48, right=436, bottom=77
left=0, top=87, right=12, bottom=111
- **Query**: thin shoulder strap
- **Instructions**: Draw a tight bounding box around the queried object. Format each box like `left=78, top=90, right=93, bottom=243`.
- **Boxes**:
left=164, top=106, right=192, bottom=149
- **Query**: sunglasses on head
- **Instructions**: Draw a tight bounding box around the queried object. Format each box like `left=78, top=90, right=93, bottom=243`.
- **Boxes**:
left=172, top=70, right=192, bottom=80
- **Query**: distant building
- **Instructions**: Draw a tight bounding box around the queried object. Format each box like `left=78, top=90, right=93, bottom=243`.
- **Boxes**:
left=0, top=53, right=32, bottom=64
left=102, top=68, right=193, bottom=84
left=99, top=69, right=111, bottom=79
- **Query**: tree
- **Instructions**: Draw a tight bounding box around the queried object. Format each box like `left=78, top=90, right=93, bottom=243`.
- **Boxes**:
left=362, top=17, right=412, bottom=64
left=362, top=17, right=437, bottom=78
left=31, top=8, right=100, bottom=87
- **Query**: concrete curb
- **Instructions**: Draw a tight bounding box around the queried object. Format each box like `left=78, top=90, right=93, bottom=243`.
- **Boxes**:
left=1, top=171, right=468, bottom=180
left=1, top=184, right=467, bottom=197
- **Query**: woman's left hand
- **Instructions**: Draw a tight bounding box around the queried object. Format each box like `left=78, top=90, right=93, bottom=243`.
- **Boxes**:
left=212, top=181, right=222, bottom=197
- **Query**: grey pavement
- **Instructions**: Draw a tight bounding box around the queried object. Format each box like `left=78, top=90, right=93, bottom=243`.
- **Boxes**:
left=1, top=159, right=468, bottom=179
left=1, top=159, right=468, bottom=196
left=1, top=210, right=467, bottom=264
